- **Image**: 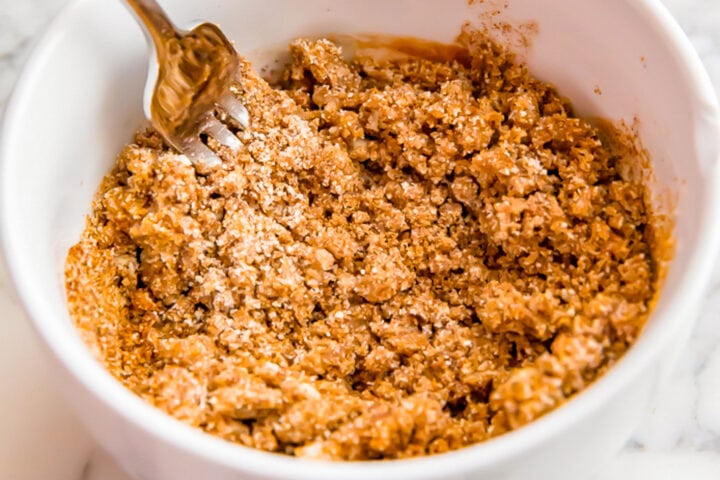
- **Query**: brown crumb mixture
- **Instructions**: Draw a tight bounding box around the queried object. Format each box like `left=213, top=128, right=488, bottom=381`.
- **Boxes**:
left=66, top=30, right=663, bottom=460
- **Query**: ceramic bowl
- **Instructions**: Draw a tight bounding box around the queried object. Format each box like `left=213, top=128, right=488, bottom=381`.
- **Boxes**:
left=2, top=1, right=719, bottom=479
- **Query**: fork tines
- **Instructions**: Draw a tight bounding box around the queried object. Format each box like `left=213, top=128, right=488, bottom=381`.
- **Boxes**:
left=204, top=116, right=242, bottom=152
left=189, top=94, right=249, bottom=169
left=219, top=93, right=250, bottom=129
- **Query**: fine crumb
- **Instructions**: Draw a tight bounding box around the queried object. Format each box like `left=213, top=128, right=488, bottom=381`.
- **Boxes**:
left=65, top=31, right=665, bottom=460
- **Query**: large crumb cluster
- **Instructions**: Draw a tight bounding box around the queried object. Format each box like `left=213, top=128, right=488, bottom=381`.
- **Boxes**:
left=66, top=30, right=662, bottom=460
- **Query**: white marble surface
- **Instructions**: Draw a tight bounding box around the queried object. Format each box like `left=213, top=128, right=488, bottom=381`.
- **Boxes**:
left=1, top=0, right=720, bottom=479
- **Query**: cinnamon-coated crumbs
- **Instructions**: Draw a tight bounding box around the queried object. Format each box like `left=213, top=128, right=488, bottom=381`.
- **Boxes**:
left=65, top=30, right=662, bottom=460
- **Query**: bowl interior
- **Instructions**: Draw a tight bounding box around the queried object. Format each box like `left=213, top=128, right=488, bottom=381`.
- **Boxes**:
left=1, top=0, right=719, bottom=478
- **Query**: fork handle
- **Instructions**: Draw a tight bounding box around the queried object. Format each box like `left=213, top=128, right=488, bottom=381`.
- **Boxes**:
left=124, top=0, right=179, bottom=48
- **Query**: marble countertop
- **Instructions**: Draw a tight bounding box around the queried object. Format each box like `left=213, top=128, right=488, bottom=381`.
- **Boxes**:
left=1, top=0, right=719, bottom=479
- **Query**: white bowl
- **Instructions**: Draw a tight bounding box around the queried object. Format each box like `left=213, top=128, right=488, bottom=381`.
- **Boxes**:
left=1, top=1, right=719, bottom=479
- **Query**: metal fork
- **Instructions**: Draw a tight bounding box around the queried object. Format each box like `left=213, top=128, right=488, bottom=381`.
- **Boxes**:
left=124, top=0, right=249, bottom=169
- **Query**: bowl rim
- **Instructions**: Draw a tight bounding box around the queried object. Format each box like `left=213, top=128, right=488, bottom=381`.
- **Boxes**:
left=2, top=0, right=720, bottom=478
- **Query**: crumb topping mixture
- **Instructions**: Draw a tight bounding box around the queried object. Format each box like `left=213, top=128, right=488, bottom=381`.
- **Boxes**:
left=66, top=30, right=661, bottom=460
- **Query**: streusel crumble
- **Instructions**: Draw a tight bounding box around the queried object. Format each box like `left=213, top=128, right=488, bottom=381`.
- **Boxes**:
left=66, top=29, right=665, bottom=460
